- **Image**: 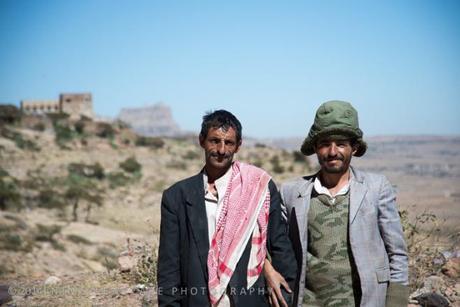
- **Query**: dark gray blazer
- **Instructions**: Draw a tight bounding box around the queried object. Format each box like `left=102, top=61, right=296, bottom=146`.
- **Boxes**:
left=157, top=171, right=297, bottom=307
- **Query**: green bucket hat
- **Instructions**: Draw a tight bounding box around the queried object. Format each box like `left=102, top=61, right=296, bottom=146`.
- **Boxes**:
left=300, top=100, right=367, bottom=157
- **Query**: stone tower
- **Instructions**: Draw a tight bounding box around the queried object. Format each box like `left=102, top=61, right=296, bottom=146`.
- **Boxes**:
left=59, top=93, right=93, bottom=119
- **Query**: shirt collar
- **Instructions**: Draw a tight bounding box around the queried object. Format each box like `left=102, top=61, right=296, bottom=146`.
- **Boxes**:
left=203, top=164, right=233, bottom=198
left=313, top=173, right=351, bottom=198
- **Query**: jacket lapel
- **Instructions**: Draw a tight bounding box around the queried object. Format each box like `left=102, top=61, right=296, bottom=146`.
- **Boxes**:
left=349, top=167, right=367, bottom=224
left=184, top=173, right=210, bottom=279
left=294, top=177, right=314, bottom=252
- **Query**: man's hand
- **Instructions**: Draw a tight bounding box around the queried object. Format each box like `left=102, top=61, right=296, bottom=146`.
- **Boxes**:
left=264, top=259, right=292, bottom=307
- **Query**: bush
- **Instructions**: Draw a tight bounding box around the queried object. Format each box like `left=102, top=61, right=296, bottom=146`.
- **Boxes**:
left=3, top=213, right=27, bottom=227
left=32, top=122, right=46, bottom=132
left=0, top=127, right=40, bottom=151
left=0, top=233, right=33, bottom=252
left=107, top=172, right=131, bottom=188
left=400, top=208, right=445, bottom=291
left=64, top=173, right=104, bottom=222
left=68, top=162, right=105, bottom=180
left=112, top=119, right=131, bottom=130
left=270, top=155, right=285, bottom=174
left=183, top=150, right=200, bottom=160
left=54, top=123, right=75, bottom=147
left=94, top=246, right=118, bottom=270
left=292, top=151, right=307, bottom=163
left=14, top=134, right=40, bottom=151
left=252, top=159, right=263, bottom=168
left=95, top=122, right=115, bottom=139
left=0, top=217, right=33, bottom=252
left=0, top=176, right=22, bottom=211
left=35, top=224, right=62, bottom=242
left=34, top=223, right=66, bottom=250
left=135, top=136, right=165, bottom=149
left=119, top=157, right=142, bottom=174
left=74, top=120, right=86, bottom=134
left=47, top=113, right=69, bottom=123
left=133, top=242, right=157, bottom=286
left=0, top=104, right=21, bottom=124
left=38, top=189, right=65, bottom=209
left=0, top=167, right=9, bottom=178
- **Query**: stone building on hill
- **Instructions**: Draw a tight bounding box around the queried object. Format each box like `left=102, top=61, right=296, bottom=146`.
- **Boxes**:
left=21, top=93, right=93, bottom=119
left=59, top=93, right=93, bottom=119
left=20, top=100, right=60, bottom=114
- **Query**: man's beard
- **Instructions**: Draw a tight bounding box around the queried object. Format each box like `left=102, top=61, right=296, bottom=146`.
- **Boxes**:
left=318, top=154, right=349, bottom=174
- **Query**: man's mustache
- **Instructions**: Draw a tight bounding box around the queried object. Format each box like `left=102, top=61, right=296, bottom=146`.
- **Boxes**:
left=324, top=154, right=344, bottom=162
left=210, top=152, right=232, bottom=159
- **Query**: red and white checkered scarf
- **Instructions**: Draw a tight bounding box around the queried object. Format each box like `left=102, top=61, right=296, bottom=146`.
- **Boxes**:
left=207, top=161, right=271, bottom=305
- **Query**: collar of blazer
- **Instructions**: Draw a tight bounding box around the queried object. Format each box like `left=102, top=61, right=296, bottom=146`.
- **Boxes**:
left=184, top=170, right=211, bottom=280
left=294, top=166, right=368, bottom=231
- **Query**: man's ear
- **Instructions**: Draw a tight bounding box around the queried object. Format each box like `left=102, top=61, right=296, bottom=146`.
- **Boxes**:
left=199, top=135, right=205, bottom=148
left=351, top=144, right=358, bottom=156
left=235, top=140, right=242, bottom=153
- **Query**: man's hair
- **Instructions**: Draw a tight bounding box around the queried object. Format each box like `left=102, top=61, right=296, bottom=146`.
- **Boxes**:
left=199, top=110, right=242, bottom=142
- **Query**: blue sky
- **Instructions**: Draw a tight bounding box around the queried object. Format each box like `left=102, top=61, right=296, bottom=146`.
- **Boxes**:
left=1, top=0, right=459, bottom=138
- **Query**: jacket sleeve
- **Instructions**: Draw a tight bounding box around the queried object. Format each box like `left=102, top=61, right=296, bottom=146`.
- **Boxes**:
left=267, top=180, right=298, bottom=289
left=157, top=191, right=182, bottom=307
left=377, top=176, right=409, bottom=285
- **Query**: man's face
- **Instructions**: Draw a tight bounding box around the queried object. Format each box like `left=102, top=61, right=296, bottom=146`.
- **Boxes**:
left=315, top=137, right=356, bottom=174
left=199, top=126, right=241, bottom=173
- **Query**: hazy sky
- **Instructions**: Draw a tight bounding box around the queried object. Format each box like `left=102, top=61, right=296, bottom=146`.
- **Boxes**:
left=1, top=0, right=459, bottom=138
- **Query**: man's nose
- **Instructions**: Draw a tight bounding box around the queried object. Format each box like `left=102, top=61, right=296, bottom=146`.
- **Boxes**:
left=217, top=142, right=226, bottom=154
left=329, top=143, right=338, bottom=156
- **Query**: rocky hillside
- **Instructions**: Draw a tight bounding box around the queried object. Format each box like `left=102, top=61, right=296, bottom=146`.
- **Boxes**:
left=0, top=110, right=313, bottom=306
left=0, top=108, right=458, bottom=306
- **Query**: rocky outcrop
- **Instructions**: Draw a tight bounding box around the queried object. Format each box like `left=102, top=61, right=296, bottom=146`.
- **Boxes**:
left=118, top=103, right=181, bottom=137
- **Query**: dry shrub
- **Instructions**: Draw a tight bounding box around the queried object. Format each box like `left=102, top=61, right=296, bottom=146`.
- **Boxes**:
left=135, top=136, right=165, bottom=149
left=400, top=207, right=445, bottom=290
left=132, top=241, right=158, bottom=287
left=119, top=156, right=142, bottom=174
left=0, top=104, right=21, bottom=124
left=270, top=155, right=284, bottom=174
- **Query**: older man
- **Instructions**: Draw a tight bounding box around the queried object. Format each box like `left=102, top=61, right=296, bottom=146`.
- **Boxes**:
left=157, top=110, right=296, bottom=306
left=265, top=101, right=408, bottom=307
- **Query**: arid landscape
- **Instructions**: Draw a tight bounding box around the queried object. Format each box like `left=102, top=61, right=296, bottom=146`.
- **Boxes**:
left=0, top=110, right=459, bottom=306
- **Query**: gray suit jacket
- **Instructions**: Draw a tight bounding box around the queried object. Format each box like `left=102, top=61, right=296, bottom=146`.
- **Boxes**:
left=280, top=167, right=408, bottom=307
